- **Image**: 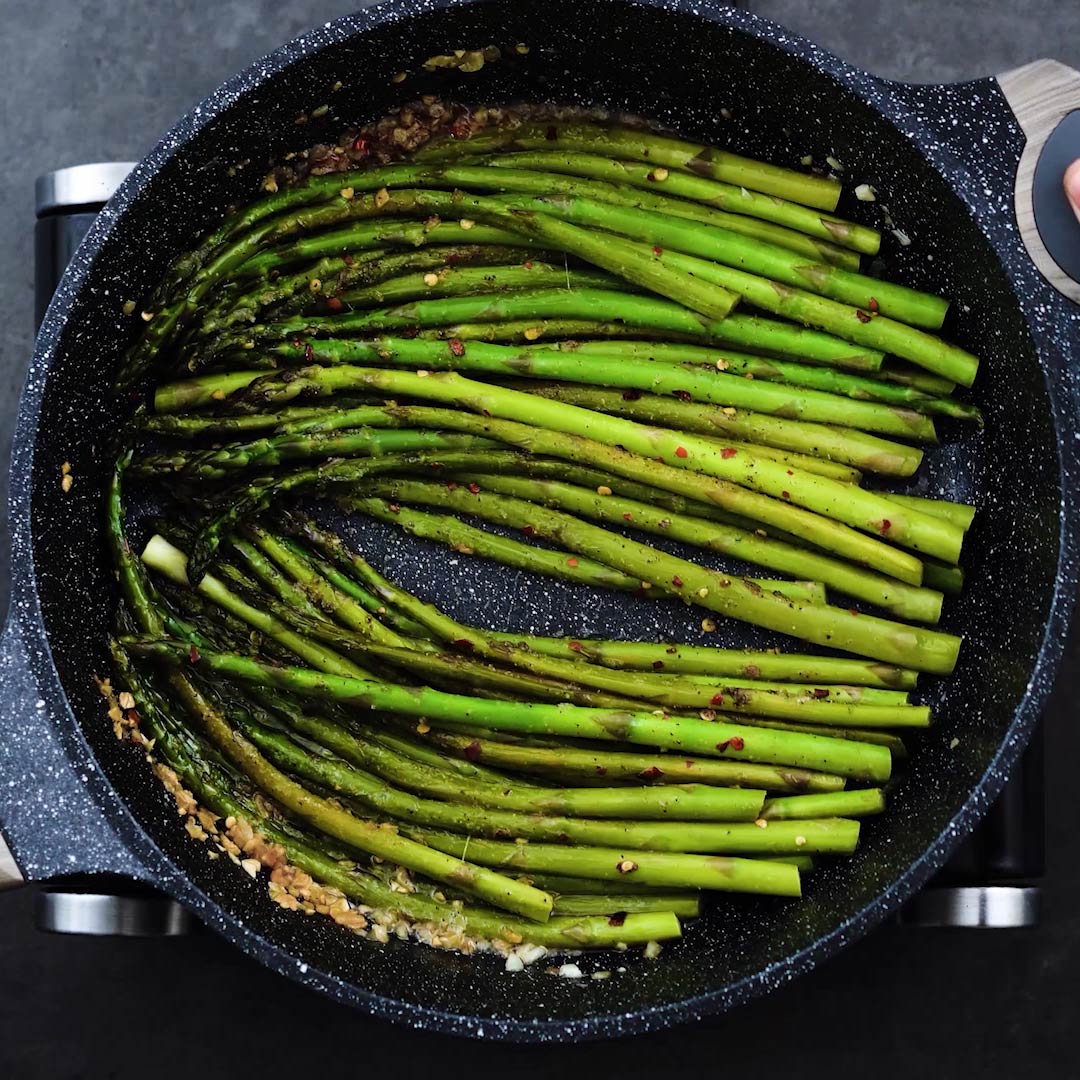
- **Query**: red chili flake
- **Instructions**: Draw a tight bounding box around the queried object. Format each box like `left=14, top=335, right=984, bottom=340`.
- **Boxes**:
left=745, top=664, right=761, bottom=678
left=652, top=245, right=663, bottom=256
left=855, top=309, right=872, bottom=323
left=545, top=125, right=558, bottom=141
left=291, top=338, right=303, bottom=349
left=729, top=736, right=745, bottom=751
left=622, top=512, right=634, bottom=522
left=786, top=469, right=793, bottom=476
left=812, top=688, right=830, bottom=699
left=568, top=641, right=583, bottom=652
left=188, top=645, right=201, bottom=664
left=671, top=575, right=684, bottom=587
left=446, top=480, right=458, bottom=490
left=638, top=766, right=664, bottom=781
left=595, top=765, right=608, bottom=776
left=467, top=482, right=481, bottom=494
left=672, top=390, right=692, bottom=403
left=351, top=135, right=370, bottom=155
left=608, top=912, right=628, bottom=927
left=325, top=296, right=343, bottom=313
left=868, top=296, right=880, bottom=313
left=342, top=254, right=355, bottom=267
left=448, top=338, right=466, bottom=357
left=523, top=260, right=534, bottom=269
left=557, top=833, right=571, bottom=844
left=715, top=739, right=731, bottom=752
left=304, top=343, right=314, bottom=363
left=453, top=638, right=475, bottom=650
left=387, top=503, right=401, bottom=514
left=464, top=740, right=483, bottom=761
left=879, top=518, right=892, bottom=534
left=711, top=693, right=725, bottom=706
left=566, top=557, right=579, bottom=568
left=652, top=660, right=665, bottom=671
left=848, top=608, right=860, bottom=616
left=622, top=388, right=642, bottom=401
left=521, top=524, right=535, bottom=537
left=781, top=490, right=791, bottom=500
left=720, top=447, right=737, bottom=459
left=674, top=446, right=688, bottom=459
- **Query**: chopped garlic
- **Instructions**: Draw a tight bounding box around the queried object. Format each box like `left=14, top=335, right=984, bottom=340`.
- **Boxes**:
left=855, top=183, right=877, bottom=202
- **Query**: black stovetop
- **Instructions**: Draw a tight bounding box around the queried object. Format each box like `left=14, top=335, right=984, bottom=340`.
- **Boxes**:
left=2, top=2, right=1079, bottom=1075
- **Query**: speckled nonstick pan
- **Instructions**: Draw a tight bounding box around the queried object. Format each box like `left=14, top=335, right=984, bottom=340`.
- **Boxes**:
left=3, top=0, right=1080, bottom=1041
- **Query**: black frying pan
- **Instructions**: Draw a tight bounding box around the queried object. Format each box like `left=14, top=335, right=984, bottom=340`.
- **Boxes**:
left=2, top=0, right=1080, bottom=1041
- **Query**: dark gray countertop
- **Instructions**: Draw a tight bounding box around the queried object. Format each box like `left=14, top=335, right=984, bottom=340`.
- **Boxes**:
left=2, top=2, right=1079, bottom=1074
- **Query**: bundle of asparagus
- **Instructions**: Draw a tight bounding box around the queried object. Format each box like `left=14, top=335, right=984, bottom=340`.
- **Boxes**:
left=108, top=103, right=978, bottom=966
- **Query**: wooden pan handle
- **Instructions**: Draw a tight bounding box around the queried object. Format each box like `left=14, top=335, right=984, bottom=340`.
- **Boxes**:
left=0, top=832, right=24, bottom=891
left=998, top=59, right=1080, bottom=304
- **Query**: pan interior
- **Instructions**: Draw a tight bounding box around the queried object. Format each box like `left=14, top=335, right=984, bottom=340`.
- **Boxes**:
left=25, top=0, right=1059, bottom=1028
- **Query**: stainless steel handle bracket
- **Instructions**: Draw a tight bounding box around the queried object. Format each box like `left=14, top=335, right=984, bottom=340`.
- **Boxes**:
left=900, top=885, right=1040, bottom=928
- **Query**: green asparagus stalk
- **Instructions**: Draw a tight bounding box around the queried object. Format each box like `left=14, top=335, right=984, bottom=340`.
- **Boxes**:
left=581, top=232, right=975, bottom=383
left=133, top=429, right=500, bottom=480
left=281, top=706, right=777, bottom=819
left=131, top=655, right=676, bottom=946
left=266, top=335, right=936, bottom=440
left=484, top=635, right=917, bottom=689
left=482, top=190, right=948, bottom=330
left=127, top=639, right=893, bottom=781
left=516, top=383, right=923, bottom=476
left=413, top=728, right=847, bottom=793
left=412, top=473, right=943, bottom=622
left=207, top=287, right=883, bottom=372
left=414, top=121, right=844, bottom=210
left=389, top=161, right=860, bottom=267
left=403, top=826, right=806, bottom=896
left=552, top=894, right=702, bottom=917
left=761, top=789, right=885, bottom=820
left=484, top=150, right=880, bottom=253
left=172, top=371, right=936, bottom=584
left=525, top=338, right=980, bottom=422
left=336, top=261, right=622, bottom=308
left=157, top=643, right=556, bottom=919
left=885, top=493, right=976, bottom=532
left=355, top=496, right=825, bottom=606
left=241, top=721, right=868, bottom=856
left=140, top=534, right=373, bottom=678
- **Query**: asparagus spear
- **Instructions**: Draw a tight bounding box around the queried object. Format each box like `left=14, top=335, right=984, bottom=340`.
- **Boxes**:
left=552, top=894, right=701, bottom=918
left=335, top=261, right=623, bottom=308
left=522, top=338, right=981, bottom=422
left=120, top=647, right=671, bottom=946
left=516, top=383, right=923, bottom=476
left=208, top=366, right=961, bottom=568
left=380, top=472, right=944, bottom=622
left=242, top=721, right=877, bottom=857
left=171, top=406, right=922, bottom=589
left=356, top=496, right=824, bottom=606
left=414, top=121, right=844, bottom=210
left=482, top=190, right=948, bottom=330
left=483, top=150, right=880, bottom=253
left=402, top=827, right=807, bottom=896
left=482, top=636, right=917, bottom=689
left=264, top=335, right=936, bottom=439
left=417, top=727, right=847, bottom=793
left=128, top=639, right=893, bottom=781
left=761, top=789, right=885, bottom=820
left=205, top=287, right=882, bottom=372
left=279, top=705, right=778, bottom=819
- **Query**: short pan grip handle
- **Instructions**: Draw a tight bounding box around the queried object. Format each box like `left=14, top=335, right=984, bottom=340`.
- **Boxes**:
left=998, top=59, right=1080, bottom=304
